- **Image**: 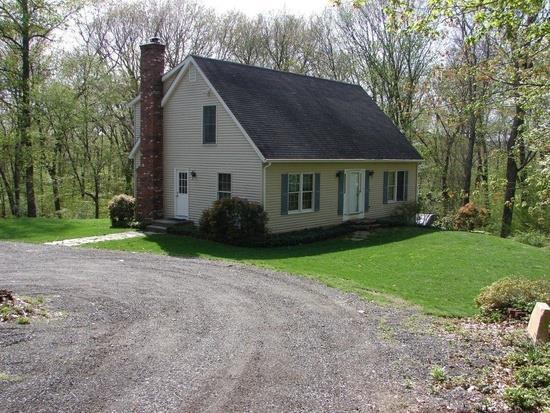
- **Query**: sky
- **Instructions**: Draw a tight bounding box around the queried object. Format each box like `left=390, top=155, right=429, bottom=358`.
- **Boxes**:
left=199, top=0, right=332, bottom=16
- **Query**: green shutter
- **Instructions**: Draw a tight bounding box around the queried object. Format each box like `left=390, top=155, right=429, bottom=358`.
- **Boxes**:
left=383, top=171, right=388, bottom=204
left=314, top=173, right=320, bottom=212
left=364, top=170, right=370, bottom=211
left=281, top=174, right=289, bottom=215
left=404, top=171, right=409, bottom=201
left=337, top=171, right=345, bottom=216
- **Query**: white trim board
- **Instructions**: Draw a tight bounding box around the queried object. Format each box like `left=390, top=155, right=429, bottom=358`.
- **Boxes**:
left=127, top=95, right=140, bottom=107
left=161, top=57, right=192, bottom=108
left=128, top=138, right=141, bottom=159
left=264, top=158, right=423, bottom=163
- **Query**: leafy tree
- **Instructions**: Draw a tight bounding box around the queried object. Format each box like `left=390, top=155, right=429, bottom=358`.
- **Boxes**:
left=0, top=0, right=80, bottom=216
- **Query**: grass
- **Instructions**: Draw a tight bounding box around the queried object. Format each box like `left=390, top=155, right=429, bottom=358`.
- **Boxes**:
left=85, top=227, right=550, bottom=317
left=0, top=372, right=22, bottom=382
left=0, top=218, right=128, bottom=243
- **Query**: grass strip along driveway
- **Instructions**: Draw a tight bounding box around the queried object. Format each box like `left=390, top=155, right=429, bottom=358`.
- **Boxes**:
left=86, top=227, right=550, bottom=317
left=0, top=218, right=127, bottom=243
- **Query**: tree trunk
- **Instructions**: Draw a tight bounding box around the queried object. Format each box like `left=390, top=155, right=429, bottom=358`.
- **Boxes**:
left=94, top=177, right=100, bottom=219
left=0, top=166, right=17, bottom=216
left=500, top=103, right=524, bottom=238
left=462, top=112, right=476, bottom=205
left=0, top=187, right=6, bottom=218
left=441, top=143, right=452, bottom=212
left=48, top=166, right=61, bottom=215
left=476, top=141, right=490, bottom=210
left=20, top=0, right=37, bottom=217
left=13, top=143, right=21, bottom=216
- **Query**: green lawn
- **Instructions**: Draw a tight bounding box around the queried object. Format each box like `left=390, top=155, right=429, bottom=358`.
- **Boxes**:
left=0, top=218, right=127, bottom=243
left=86, top=227, right=550, bottom=317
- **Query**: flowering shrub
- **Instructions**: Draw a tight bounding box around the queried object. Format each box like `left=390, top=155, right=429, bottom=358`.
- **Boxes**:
left=107, top=194, right=135, bottom=227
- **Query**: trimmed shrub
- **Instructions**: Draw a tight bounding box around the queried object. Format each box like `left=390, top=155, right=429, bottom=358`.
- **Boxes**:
left=475, top=277, right=550, bottom=316
left=390, top=201, right=419, bottom=225
left=454, top=202, right=489, bottom=231
left=199, top=197, right=268, bottom=245
left=514, top=231, right=547, bottom=248
left=107, top=194, right=135, bottom=227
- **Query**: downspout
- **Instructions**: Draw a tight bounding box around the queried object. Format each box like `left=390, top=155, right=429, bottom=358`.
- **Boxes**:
left=262, top=161, right=272, bottom=208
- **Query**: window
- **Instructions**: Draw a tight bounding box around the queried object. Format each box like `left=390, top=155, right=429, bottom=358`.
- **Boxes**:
left=178, top=172, right=188, bottom=194
left=386, top=171, right=396, bottom=202
left=396, top=171, right=405, bottom=201
left=386, top=170, right=407, bottom=202
left=288, top=173, right=314, bottom=212
left=218, top=173, right=231, bottom=200
left=203, top=106, right=216, bottom=144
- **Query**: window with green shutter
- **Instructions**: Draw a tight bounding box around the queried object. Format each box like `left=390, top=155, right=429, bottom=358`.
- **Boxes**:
left=384, top=170, right=408, bottom=202
left=203, top=105, right=216, bottom=144
left=283, top=173, right=317, bottom=214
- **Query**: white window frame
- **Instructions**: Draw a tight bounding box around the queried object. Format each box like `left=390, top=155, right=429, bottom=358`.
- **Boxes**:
left=387, top=170, right=407, bottom=203
left=217, top=173, right=231, bottom=200
left=288, top=172, right=314, bottom=214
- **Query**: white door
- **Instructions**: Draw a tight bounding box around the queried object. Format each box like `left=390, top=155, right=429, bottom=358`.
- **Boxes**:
left=345, top=171, right=362, bottom=215
left=175, top=170, right=189, bottom=218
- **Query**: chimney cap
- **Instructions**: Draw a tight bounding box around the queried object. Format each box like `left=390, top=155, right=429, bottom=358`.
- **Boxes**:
left=149, top=37, right=162, bottom=44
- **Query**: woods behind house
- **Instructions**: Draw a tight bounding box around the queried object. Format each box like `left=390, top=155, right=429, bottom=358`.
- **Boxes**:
left=0, top=0, right=548, bottom=237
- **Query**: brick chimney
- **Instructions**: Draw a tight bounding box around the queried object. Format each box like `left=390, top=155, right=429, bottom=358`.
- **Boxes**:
left=136, top=37, right=165, bottom=221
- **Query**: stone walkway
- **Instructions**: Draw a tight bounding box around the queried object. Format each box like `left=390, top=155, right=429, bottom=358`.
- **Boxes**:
left=44, top=231, right=146, bottom=247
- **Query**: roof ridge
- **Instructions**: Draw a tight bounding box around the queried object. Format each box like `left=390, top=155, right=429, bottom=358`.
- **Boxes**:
left=190, top=55, right=361, bottom=88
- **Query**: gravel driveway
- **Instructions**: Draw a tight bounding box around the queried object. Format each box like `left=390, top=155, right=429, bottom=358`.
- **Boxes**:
left=0, top=242, right=484, bottom=412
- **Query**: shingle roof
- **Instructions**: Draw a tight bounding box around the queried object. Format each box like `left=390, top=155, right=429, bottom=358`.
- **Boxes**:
left=191, top=56, right=422, bottom=161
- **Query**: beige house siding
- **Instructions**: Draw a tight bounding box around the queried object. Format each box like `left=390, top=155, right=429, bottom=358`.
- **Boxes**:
left=265, top=162, right=418, bottom=233
left=134, top=102, right=141, bottom=139
left=162, top=62, right=263, bottom=222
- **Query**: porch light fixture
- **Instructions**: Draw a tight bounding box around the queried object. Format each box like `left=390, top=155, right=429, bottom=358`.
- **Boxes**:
left=191, top=171, right=197, bottom=178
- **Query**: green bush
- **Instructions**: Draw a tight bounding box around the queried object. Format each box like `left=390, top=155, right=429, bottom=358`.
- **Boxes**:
left=199, top=197, right=268, bottom=245
left=454, top=202, right=489, bottom=231
left=475, top=277, right=550, bottom=316
left=514, top=231, right=547, bottom=248
left=506, top=343, right=550, bottom=369
left=107, top=194, right=135, bottom=227
left=515, top=365, right=550, bottom=389
left=390, top=201, right=419, bottom=225
left=503, top=387, right=546, bottom=412
left=433, top=203, right=490, bottom=232
left=433, top=214, right=455, bottom=231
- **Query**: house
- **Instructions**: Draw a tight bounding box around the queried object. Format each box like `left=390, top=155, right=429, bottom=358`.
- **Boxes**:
left=129, top=38, right=422, bottom=234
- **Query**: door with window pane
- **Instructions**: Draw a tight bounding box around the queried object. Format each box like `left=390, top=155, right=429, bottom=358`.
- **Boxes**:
left=175, top=170, right=189, bottom=218
left=345, top=171, right=362, bottom=215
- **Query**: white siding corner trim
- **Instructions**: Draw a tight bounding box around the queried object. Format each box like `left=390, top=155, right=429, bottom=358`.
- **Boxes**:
left=129, top=138, right=141, bottom=159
